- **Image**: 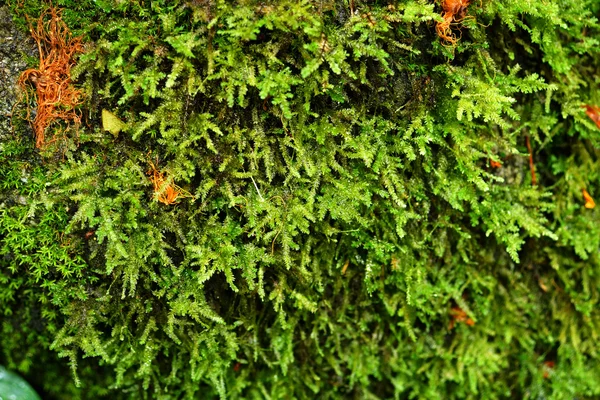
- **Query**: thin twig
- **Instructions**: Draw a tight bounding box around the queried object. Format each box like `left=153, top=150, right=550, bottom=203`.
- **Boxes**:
left=525, top=134, right=537, bottom=186
left=250, top=176, right=265, bottom=201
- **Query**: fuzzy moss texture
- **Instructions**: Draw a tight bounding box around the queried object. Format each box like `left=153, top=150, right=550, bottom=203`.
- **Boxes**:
left=1, top=0, right=599, bottom=399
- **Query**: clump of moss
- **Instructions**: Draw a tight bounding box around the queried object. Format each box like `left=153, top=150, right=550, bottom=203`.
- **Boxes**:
left=1, top=0, right=600, bottom=399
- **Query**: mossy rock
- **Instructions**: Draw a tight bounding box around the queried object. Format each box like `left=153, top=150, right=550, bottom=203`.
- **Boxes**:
left=1, top=0, right=600, bottom=399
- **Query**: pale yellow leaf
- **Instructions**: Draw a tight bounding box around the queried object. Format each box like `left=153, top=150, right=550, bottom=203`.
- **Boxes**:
left=102, top=109, right=125, bottom=137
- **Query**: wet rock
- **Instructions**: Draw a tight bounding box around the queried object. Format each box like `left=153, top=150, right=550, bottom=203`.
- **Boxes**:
left=0, top=5, right=37, bottom=141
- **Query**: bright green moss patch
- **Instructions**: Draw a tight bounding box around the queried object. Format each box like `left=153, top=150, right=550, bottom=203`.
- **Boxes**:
left=1, top=0, right=600, bottom=398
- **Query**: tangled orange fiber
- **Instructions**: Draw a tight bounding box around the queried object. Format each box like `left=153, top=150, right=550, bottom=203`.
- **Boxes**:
left=436, top=0, right=471, bottom=44
left=148, top=162, right=192, bottom=206
left=17, top=6, right=84, bottom=148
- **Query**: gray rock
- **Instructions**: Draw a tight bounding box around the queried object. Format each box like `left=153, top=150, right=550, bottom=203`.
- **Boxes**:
left=0, top=5, right=37, bottom=141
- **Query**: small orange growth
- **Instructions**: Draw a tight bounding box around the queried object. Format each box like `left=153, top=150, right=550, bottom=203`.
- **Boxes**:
left=17, top=7, right=84, bottom=148
left=391, top=256, right=399, bottom=271
left=543, top=360, right=555, bottom=379
left=449, top=306, right=475, bottom=329
left=538, top=278, right=549, bottom=292
left=341, top=260, right=350, bottom=275
left=583, top=188, right=596, bottom=209
left=490, top=159, right=502, bottom=168
left=583, top=104, right=600, bottom=129
left=436, top=0, right=471, bottom=44
left=148, top=162, right=191, bottom=205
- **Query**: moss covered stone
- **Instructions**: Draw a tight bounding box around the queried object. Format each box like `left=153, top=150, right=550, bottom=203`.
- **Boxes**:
left=1, top=0, right=600, bottom=399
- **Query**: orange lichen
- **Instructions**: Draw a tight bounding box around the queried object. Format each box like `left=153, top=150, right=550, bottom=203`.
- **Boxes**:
left=436, top=0, right=471, bottom=44
left=583, top=188, right=596, bottom=209
left=17, top=7, right=84, bottom=148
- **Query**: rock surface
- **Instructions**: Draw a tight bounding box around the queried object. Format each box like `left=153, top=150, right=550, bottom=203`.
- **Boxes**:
left=0, top=5, right=36, bottom=141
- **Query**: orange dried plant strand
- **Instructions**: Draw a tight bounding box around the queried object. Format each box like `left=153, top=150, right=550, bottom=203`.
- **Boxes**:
left=583, top=105, right=600, bottom=129
left=490, top=158, right=502, bottom=168
left=450, top=306, right=467, bottom=319
left=436, top=13, right=456, bottom=44
left=17, top=7, right=84, bottom=148
left=436, top=0, right=470, bottom=44
left=525, top=135, right=537, bottom=186
left=148, top=162, right=186, bottom=205
left=449, top=306, right=475, bottom=328
left=341, top=260, right=350, bottom=275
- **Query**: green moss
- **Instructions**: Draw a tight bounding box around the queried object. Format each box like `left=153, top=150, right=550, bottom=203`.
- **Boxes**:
left=1, top=0, right=600, bottom=398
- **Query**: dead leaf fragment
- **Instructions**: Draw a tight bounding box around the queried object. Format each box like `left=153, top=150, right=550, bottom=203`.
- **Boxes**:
left=102, top=109, right=126, bottom=137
